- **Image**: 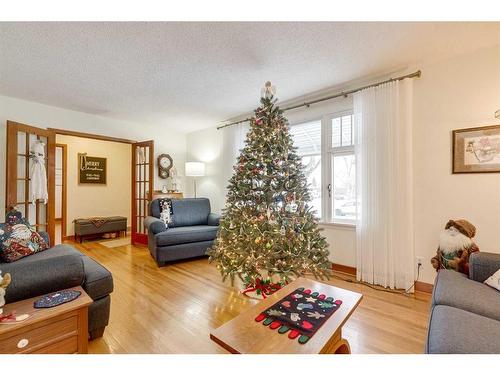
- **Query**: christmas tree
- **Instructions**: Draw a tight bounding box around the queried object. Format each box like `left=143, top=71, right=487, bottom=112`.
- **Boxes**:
left=208, top=83, right=330, bottom=291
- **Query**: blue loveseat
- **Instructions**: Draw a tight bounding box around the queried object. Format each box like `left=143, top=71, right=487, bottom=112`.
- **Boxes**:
left=144, top=198, right=220, bottom=266
left=426, top=252, right=500, bottom=353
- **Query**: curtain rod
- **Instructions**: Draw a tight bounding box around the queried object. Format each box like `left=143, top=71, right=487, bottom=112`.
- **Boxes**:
left=217, top=70, right=421, bottom=130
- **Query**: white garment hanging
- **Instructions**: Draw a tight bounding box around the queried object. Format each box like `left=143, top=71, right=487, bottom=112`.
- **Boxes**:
left=30, top=140, right=48, bottom=204
left=136, top=147, right=146, bottom=164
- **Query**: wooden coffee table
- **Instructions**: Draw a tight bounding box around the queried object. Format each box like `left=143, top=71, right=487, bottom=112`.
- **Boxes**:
left=210, top=277, right=362, bottom=354
left=0, top=287, right=92, bottom=354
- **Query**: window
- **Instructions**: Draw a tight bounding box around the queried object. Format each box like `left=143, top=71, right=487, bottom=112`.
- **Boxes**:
left=290, top=112, right=356, bottom=225
left=289, top=120, right=322, bottom=218
left=330, top=114, right=356, bottom=224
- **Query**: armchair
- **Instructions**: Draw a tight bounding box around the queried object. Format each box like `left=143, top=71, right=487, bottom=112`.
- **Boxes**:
left=145, top=198, right=220, bottom=266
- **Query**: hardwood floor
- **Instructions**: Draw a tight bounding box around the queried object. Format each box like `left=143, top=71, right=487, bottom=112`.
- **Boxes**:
left=72, top=239, right=431, bottom=354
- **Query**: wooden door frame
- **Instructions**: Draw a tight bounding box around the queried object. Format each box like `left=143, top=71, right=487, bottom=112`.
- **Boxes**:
left=55, top=143, right=68, bottom=243
left=51, top=129, right=139, bottom=242
left=131, top=141, right=154, bottom=245
left=5, top=121, right=56, bottom=242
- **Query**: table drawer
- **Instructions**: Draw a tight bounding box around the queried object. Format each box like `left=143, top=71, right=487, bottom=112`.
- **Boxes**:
left=0, top=315, right=78, bottom=354
left=31, top=335, right=78, bottom=354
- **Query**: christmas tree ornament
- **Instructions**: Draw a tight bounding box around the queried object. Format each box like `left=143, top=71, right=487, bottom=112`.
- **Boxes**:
left=269, top=215, right=277, bottom=226
left=261, top=81, right=277, bottom=99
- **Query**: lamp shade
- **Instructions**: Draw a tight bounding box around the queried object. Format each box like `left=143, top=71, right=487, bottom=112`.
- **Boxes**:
left=185, top=162, right=205, bottom=177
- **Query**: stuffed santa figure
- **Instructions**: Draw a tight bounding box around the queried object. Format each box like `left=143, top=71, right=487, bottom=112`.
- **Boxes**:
left=431, top=219, right=479, bottom=275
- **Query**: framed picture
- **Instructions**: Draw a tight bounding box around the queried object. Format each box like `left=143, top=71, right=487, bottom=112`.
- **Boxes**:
left=78, top=153, right=107, bottom=184
left=453, top=124, right=500, bottom=173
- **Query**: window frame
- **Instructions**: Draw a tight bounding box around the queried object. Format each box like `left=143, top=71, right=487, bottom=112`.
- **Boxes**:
left=288, top=117, right=323, bottom=219
left=324, top=110, right=356, bottom=226
left=290, top=110, right=356, bottom=227
left=330, top=149, right=356, bottom=225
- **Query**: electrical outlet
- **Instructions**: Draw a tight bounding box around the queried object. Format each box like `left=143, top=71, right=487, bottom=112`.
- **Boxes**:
left=416, top=256, right=424, bottom=268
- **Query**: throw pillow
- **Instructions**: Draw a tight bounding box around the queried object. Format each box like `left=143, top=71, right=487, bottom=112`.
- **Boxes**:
left=158, top=198, right=174, bottom=228
left=484, top=268, right=500, bottom=292
left=0, top=210, right=49, bottom=263
left=5, top=208, right=25, bottom=226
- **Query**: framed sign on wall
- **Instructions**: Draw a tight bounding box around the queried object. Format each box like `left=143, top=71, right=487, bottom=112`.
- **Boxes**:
left=78, top=153, right=107, bottom=184
left=453, top=124, right=500, bottom=173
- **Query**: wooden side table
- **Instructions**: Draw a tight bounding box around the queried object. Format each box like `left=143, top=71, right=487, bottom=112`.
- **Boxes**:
left=0, top=287, right=92, bottom=354
left=152, top=191, right=184, bottom=200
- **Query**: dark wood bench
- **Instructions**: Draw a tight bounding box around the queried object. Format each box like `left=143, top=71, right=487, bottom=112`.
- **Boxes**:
left=74, top=216, right=127, bottom=243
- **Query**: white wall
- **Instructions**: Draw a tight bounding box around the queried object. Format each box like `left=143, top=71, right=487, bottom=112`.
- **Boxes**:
left=186, top=44, right=500, bottom=279
left=186, top=127, right=225, bottom=212
left=413, top=45, right=500, bottom=284
left=0, top=95, right=187, bottom=219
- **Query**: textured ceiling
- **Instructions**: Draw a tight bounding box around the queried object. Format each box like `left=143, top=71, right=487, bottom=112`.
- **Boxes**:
left=0, top=22, right=499, bottom=133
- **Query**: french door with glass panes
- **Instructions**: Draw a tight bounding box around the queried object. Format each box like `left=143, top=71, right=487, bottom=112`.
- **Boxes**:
left=131, top=140, right=154, bottom=245
left=5, top=121, right=56, bottom=242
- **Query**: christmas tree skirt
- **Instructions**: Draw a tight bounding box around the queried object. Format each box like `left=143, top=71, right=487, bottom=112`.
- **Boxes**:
left=255, top=287, right=342, bottom=344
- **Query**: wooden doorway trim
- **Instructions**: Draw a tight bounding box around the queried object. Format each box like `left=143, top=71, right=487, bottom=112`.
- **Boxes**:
left=5, top=121, right=56, bottom=242
left=48, top=128, right=135, bottom=144
left=52, top=128, right=140, bottom=243
left=55, top=143, right=68, bottom=243
left=131, top=140, right=154, bottom=245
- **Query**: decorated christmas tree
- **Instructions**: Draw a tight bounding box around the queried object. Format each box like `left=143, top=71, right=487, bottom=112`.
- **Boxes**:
left=208, top=82, right=330, bottom=294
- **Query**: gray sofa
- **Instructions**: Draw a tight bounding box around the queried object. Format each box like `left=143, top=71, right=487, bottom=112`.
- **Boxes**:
left=1, top=232, right=113, bottom=340
left=426, top=252, right=500, bottom=353
left=144, top=198, right=220, bottom=266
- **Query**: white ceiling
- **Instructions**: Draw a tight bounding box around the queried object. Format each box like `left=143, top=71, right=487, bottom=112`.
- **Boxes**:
left=0, top=22, right=499, bottom=133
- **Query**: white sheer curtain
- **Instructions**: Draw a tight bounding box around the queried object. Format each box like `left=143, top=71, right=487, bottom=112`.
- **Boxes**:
left=221, top=122, right=249, bottom=202
left=354, top=79, right=414, bottom=290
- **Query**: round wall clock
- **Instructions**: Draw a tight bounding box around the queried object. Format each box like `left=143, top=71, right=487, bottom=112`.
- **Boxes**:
left=157, top=153, right=173, bottom=179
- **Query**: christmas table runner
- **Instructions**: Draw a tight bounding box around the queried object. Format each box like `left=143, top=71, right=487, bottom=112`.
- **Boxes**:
left=255, top=287, right=342, bottom=344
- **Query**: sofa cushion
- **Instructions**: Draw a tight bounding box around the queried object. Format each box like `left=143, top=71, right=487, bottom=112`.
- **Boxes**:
left=469, top=252, right=500, bottom=283
left=432, top=269, right=500, bottom=321
left=155, top=225, right=218, bottom=247
left=427, top=305, right=500, bottom=353
left=80, top=256, right=114, bottom=301
left=485, top=268, right=500, bottom=291
left=150, top=198, right=211, bottom=227
left=0, top=221, right=49, bottom=263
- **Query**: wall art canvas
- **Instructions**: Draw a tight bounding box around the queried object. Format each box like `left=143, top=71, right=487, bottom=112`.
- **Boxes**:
left=78, top=153, right=107, bottom=184
left=453, top=125, right=500, bottom=173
